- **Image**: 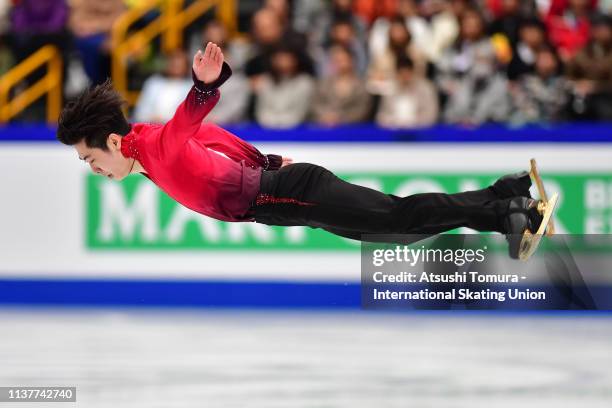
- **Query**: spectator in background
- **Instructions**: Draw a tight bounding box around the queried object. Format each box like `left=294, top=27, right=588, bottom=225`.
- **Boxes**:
left=367, top=16, right=428, bottom=94
left=545, top=0, right=596, bottom=61
left=6, top=0, right=69, bottom=120
left=311, top=44, right=371, bottom=126
left=7, top=0, right=69, bottom=66
left=245, top=8, right=283, bottom=80
left=488, top=0, right=530, bottom=47
left=198, top=21, right=250, bottom=125
left=0, top=0, right=9, bottom=74
left=295, top=0, right=368, bottom=54
left=599, top=0, right=612, bottom=13
left=353, top=0, right=399, bottom=25
left=376, top=56, right=439, bottom=128
left=438, top=8, right=511, bottom=124
left=507, top=18, right=549, bottom=80
left=69, top=0, right=126, bottom=85
left=369, top=0, right=430, bottom=62
left=0, top=0, right=8, bottom=34
left=132, top=49, right=191, bottom=124
left=417, top=0, right=461, bottom=63
left=9, top=0, right=68, bottom=37
left=245, top=7, right=314, bottom=85
left=264, top=0, right=291, bottom=28
left=316, top=16, right=368, bottom=77
left=485, top=0, right=538, bottom=19
left=510, top=47, right=569, bottom=123
left=292, top=0, right=328, bottom=45
left=448, top=0, right=473, bottom=20
left=254, top=45, right=315, bottom=128
left=191, top=20, right=250, bottom=72
left=566, top=13, right=612, bottom=120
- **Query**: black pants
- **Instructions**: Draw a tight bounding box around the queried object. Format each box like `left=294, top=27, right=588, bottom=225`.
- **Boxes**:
left=251, top=163, right=513, bottom=243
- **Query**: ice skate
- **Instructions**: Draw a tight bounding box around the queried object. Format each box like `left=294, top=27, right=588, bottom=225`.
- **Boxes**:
left=529, top=158, right=555, bottom=236
left=502, top=194, right=559, bottom=261
left=493, top=170, right=533, bottom=199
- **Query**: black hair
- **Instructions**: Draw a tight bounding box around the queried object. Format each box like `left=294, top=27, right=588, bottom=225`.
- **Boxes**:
left=389, top=15, right=407, bottom=26
left=269, top=42, right=302, bottom=82
left=519, top=17, right=546, bottom=32
left=591, top=13, right=612, bottom=28
left=331, top=14, right=354, bottom=29
left=57, top=79, right=131, bottom=150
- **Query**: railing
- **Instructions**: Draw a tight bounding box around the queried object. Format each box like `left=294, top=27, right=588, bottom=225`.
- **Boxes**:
left=0, top=0, right=236, bottom=123
left=0, top=45, right=62, bottom=124
left=111, top=0, right=236, bottom=107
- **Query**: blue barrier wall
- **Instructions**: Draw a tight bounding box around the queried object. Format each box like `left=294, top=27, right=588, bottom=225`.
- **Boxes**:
left=3, top=123, right=612, bottom=143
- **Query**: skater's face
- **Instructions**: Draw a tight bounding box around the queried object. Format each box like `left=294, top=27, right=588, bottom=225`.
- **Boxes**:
left=74, top=134, right=134, bottom=181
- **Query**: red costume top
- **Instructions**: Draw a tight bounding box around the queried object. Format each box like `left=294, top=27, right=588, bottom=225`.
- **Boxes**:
left=120, top=62, right=282, bottom=222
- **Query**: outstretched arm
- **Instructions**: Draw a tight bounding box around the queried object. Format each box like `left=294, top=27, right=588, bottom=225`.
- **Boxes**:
left=159, top=42, right=293, bottom=168
left=158, top=42, right=232, bottom=159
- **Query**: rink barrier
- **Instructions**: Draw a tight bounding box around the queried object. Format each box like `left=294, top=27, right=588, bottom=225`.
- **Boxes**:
left=1, top=279, right=612, bottom=310
left=2, top=123, right=612, bottom=143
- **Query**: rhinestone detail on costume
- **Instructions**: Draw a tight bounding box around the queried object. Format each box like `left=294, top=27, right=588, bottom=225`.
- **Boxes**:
left=254, top=193, right=316, bottom=207
left=193, top=86, right=217, bottom=106
left=123, top=135, right=140, bottom=160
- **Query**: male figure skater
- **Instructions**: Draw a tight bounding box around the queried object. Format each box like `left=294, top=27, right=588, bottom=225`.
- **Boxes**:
left=57, top=42, right=555, bottom=260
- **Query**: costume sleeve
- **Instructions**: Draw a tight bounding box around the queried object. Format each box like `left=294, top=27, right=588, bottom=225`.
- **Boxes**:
left=157, top=61, right=233, bottom=160
left=263, top=154, right=283, bottom=170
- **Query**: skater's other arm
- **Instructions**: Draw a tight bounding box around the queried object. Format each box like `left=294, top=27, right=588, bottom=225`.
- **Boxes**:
left=158, top=42, right=232, bottom=158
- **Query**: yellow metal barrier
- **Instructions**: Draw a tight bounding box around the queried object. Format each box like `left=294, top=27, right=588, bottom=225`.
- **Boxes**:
left=111, top=0, right=237, bottom=107
left=0, top=45, right=62, bottom=124
left=0, top=0, right=237, bottom=122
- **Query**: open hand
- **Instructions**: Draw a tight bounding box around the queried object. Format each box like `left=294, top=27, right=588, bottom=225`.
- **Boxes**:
left=193, top=42, right=224, bottom=84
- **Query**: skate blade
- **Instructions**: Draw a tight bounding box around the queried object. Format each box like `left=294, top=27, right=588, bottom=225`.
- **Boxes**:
left=518, top=193, right=559, bottom=261
left=529, top=158, right=555, bottom=237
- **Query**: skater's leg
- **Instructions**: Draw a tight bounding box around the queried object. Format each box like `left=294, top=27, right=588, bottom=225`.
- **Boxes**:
left=393, top=190, right=511, bottom=234
left=320, top=226, right=440, bottom=244
left=492, top=170, right=533, bottom=199
left=318, top=227, right=363, bottom=241
left=253, top=163, right=512, bottom=235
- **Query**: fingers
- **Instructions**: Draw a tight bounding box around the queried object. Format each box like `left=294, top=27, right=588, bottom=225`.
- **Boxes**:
left=204, top=41, right=213, bottom=61
left=193, top=49, right=202, bottom=67
left=202, top=41, right=223, bottom=63
left=210, top=45, right=218, bottom=62
left=217, top=45, right=224, bottom=63
left=195, top=42, right=223, bottom=70
left=211, top=43, right=222, bottom=63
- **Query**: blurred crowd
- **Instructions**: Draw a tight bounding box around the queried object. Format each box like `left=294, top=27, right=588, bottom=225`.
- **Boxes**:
left=1, top=0, right=612, bottom=128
